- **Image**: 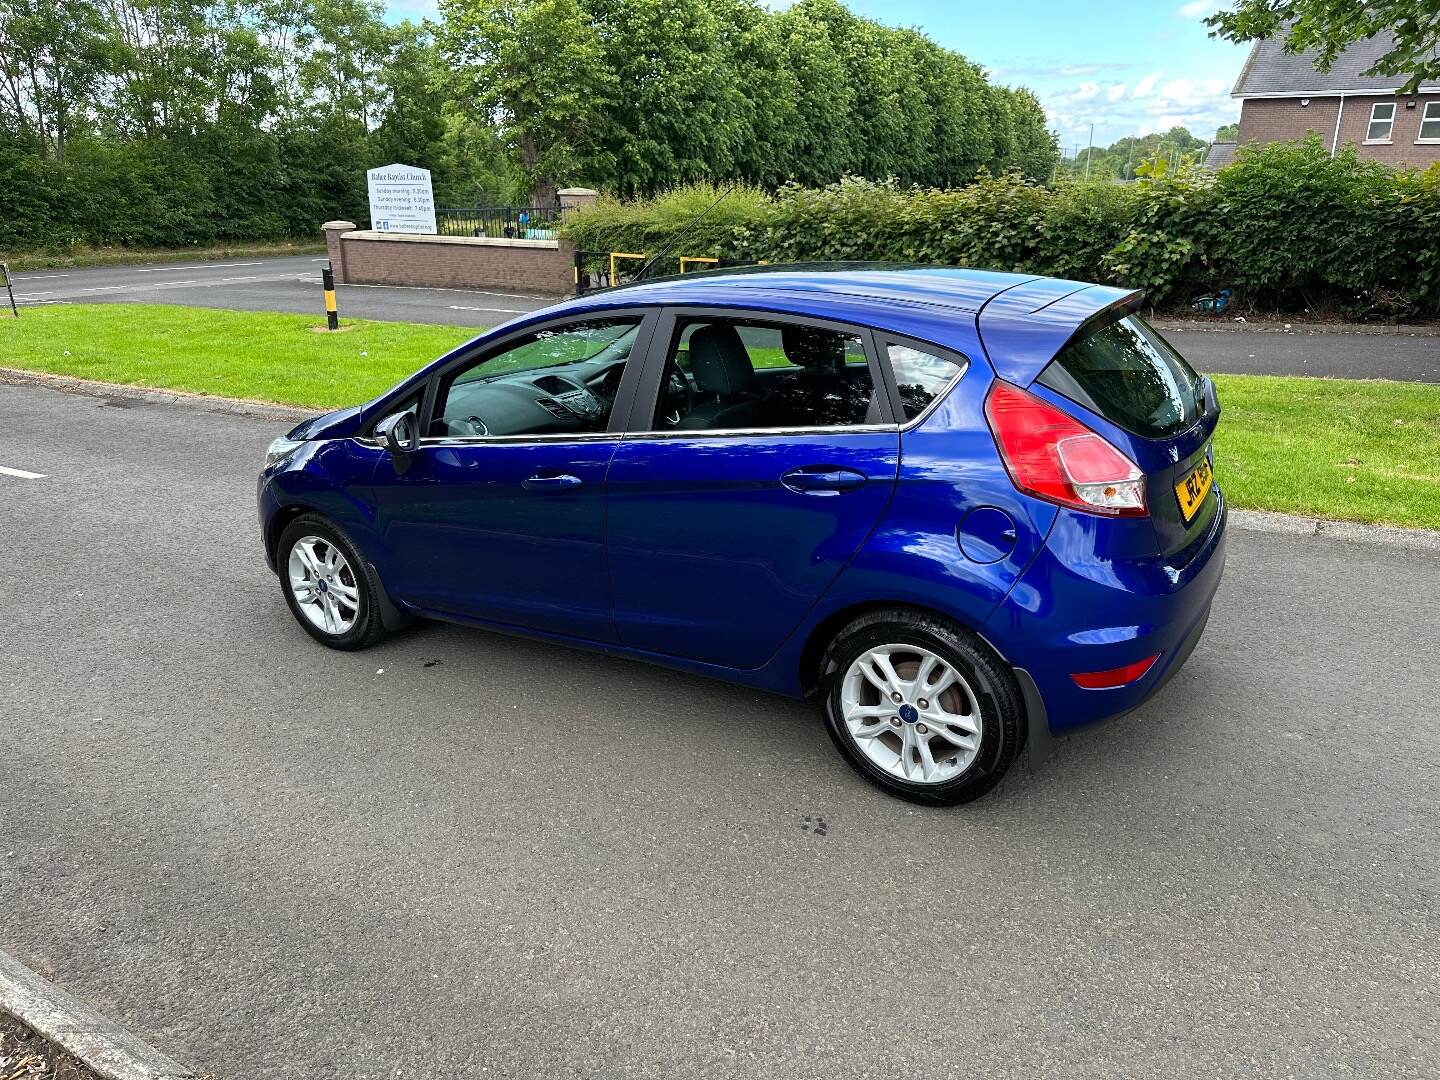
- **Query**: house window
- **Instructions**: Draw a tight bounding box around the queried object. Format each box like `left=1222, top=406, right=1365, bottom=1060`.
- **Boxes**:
left=1420, top=101, right=1440, bottom=143
left=1366, top=102, right=1395, bottom=142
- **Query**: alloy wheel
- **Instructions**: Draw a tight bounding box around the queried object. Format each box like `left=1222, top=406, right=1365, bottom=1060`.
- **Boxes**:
left=287, top=535, right=360, bottom=635
left=839, top=644, right=984, bottom=784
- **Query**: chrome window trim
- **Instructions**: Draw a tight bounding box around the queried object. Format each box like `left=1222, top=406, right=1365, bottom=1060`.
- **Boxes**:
left=621, top=423, right=901, bottom=442
left=418, top=431, right=624, bottom=447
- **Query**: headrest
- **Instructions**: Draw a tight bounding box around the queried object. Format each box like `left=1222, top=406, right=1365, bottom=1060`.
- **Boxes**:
left=689, top=324, right=754, bottom=395
left=782, top=326, right=846, bottom=370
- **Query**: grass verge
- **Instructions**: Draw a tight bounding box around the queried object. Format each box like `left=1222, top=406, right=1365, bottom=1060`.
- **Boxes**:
left=0, top=240, right=326, bottom=272
left=0, top=304, right=1435, bottom=530
left=0, top=303, right=475, bottom=408
left=1211, top=374, right=1439, bottom=531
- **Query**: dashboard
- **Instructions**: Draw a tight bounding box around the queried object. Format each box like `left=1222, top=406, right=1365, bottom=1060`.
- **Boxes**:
left=433, top=355, right=632, bottom=439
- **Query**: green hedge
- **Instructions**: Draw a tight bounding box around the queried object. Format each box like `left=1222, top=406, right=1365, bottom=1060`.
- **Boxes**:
left=563, top=138, right=1440, bottom=317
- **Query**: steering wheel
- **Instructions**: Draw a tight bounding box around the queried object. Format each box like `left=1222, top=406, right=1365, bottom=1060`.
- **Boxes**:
left=661, top=365, right=696, bottom=426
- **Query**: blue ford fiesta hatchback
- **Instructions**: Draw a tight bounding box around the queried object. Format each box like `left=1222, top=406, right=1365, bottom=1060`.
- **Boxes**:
left=258, top=266, right=1225, bottom=805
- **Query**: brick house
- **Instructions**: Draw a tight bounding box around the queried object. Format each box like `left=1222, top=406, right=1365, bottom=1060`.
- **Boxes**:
left=1231, top=32, right=1440, bottom=166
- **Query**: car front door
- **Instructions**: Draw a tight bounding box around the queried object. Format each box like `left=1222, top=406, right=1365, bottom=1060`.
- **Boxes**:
left=605, top=308, right=900, bottom=669
left=365, top=310, right=656, bottom=643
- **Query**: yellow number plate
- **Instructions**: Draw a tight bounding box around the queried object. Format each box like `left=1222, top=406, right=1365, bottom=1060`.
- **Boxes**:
left=1174, top=451, right=1214, bottom=523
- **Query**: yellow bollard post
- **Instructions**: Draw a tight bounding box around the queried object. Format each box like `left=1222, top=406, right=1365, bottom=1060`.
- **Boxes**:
left=322, top=262, right=339, bottom=331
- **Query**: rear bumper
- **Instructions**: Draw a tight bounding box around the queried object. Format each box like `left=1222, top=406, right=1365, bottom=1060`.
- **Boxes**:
left=982, top=492, right=1226, bottom=739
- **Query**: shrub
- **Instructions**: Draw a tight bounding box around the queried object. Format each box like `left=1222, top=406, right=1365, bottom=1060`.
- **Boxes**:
left=561, top=141, right=1440, bottom=318
left=561, top=182, right=772, bottom=256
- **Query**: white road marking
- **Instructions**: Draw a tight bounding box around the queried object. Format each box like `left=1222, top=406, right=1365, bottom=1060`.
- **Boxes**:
left=132, top=262, right=263, bottom=272
left=0, top=465, right=45, bottom=479
left=449, top=304, right=530, bottom=313
left=13, top=273, right=70, bottom=280
left=65, top=274, right=297, bottom=297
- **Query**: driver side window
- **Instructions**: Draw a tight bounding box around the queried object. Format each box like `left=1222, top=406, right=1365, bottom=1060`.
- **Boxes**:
left=431, top=317, right=641, bottom=438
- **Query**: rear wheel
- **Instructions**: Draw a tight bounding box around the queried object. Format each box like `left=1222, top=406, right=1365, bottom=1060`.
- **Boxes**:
left=277, top=514, right=390, bottom=650
left=820, top=610, right=1024, bottom=806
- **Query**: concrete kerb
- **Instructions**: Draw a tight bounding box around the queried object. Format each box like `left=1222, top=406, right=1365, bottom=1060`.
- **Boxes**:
left=0, top=948, right=198, bottom=1080
left=0, top=366, right=320, bottom=423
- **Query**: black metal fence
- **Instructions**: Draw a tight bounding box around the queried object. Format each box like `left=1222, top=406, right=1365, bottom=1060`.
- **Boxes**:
left=435, top=205, right=562, bottom=239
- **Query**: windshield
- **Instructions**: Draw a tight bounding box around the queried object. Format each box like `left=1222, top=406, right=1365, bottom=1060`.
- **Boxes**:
left=456, top=322, right=639, bottom=386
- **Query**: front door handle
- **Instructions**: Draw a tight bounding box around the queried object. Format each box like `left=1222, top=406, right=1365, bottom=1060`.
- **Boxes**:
left=781, top=466, right=868, bottom=495
left=522, top=473, right=582, bottom=492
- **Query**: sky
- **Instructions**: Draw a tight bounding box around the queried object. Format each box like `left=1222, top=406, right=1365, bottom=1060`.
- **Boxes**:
left=385, top=0, right=1250, bottom=152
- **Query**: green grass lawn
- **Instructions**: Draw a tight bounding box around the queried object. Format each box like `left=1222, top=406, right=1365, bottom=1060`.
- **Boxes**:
left=0, top=303, right=476, bottom=407
left=1, top=303, right=1436, bottom=530
left=1210, top=374, right=1439, bottom=530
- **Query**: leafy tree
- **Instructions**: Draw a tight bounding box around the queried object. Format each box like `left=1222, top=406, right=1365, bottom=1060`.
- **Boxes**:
left=438, top=0, right=615, bottom=202
left=1207, top=0, right=1440, bottom=94
left=0, top=0, right=112, bottom=159
left=1214, top=122, right=1239, bottom=141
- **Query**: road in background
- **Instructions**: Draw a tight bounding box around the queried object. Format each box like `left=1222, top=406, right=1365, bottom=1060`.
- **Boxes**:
left=1, top=383, right=1437, bottom=1080
left=5, top=255, right=553, bottom=328
left=1154, top=321, right=1440, bottom=382
left=5, top=256, right=1439, bottom=379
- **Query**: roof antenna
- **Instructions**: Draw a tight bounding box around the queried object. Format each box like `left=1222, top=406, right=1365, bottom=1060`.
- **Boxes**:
left=629, top=185, right=735, bottom=284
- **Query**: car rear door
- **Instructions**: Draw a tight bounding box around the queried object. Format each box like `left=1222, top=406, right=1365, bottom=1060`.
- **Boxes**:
left=604, top=307, right=900, bottom=670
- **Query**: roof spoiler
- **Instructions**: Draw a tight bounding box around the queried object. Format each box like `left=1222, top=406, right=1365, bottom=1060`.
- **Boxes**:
left=976, top=283, right=1146, bottom=386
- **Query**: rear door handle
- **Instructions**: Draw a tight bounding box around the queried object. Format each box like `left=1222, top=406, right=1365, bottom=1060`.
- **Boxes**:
left=522, top=473, right=582, bottom=491
left=781, top=466, right=868, bottom=494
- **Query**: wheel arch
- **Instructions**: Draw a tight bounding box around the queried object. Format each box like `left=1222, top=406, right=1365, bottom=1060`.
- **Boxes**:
left=266, top=501, right=318, bottom=568
left=799, top=600, right=990, bottom=697
left=799, top=598, right=1042, bottom=752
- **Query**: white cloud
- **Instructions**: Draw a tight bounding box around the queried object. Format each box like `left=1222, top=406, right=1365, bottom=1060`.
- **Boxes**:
left=1132, top=71, right=1163, bottom=98
left=1177, top=0, right=1211, bottom=17
left=1043, top=66, right=1241, bottom=149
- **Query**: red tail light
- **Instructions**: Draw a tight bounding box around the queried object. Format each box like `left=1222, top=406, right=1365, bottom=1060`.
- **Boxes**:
left=984, top=382, right=1147, bottom=517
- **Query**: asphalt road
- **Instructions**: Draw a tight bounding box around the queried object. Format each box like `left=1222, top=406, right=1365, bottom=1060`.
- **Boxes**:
left=6, top=256, right=1439, bottom=380
left=5, top=254, right=554, bottom=328
left=1, top=383, right=1437, bottom=1080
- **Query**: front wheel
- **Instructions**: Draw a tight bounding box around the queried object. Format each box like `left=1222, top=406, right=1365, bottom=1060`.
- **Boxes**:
left=277, top=514, right=390, bottom=651
left=820, top=611, right=1025, bottom=806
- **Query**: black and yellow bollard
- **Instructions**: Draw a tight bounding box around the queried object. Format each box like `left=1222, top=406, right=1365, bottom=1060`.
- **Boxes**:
left=322, top=262, right=339, bottom=330
left=2, top=263, right=17, bottom=318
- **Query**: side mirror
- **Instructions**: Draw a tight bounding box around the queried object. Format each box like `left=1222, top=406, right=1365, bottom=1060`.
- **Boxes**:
left=374, top=411, right=418, bottom=474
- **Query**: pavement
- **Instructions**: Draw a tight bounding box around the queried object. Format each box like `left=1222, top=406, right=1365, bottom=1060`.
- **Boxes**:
left=6, top=256, right=1439, bottom=380
left=1, top=382, right=1437, bottom=1080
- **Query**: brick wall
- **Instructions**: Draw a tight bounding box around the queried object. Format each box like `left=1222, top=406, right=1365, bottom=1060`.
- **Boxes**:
left=325, top=230, right=575, bottom=296
left=1238, top=94, right=1440, bottom=166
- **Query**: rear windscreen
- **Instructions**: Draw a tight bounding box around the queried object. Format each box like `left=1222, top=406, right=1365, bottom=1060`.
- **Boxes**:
left=1037, top=314, right=1202, bottom=439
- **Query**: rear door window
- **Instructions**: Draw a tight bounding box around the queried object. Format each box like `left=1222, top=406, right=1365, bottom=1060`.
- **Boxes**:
left=1037, top=314, right=1202, bottom=439
left=885, top=343, right=966, bottom=421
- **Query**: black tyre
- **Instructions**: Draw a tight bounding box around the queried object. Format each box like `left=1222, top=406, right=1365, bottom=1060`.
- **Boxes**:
left=819, top=609, right=1025, bottom=806
left=276, top=513, right=391, bottom=651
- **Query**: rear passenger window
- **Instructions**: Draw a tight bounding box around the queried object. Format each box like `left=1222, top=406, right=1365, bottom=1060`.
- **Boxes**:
left=651, top=317, right=882, bottom=431
left=886, top=343, right=965, bottom=421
